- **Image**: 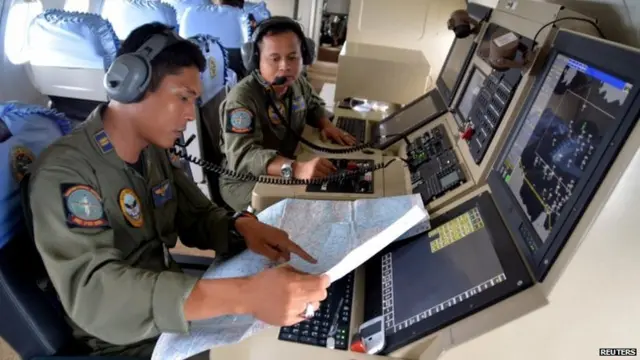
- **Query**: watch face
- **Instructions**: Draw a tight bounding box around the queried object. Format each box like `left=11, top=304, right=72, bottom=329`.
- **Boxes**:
left=282, top=167, right=292, bottom=179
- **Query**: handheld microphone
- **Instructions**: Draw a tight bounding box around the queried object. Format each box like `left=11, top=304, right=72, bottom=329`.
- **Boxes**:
left=272, top=76, right=288, bottom=86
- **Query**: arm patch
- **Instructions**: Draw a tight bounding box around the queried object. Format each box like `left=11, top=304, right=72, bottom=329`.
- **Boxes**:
left=60, top=183, right=110, bottom=229
left=225, top=108, right=254, bottom=134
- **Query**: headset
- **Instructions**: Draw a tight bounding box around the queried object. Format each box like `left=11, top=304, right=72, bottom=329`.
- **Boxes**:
left=241, top=16, right=316, bottom=73
left=104, top=29, right=182, bottom=104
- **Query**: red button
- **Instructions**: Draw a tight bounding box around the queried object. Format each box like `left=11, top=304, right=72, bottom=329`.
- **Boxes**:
left=350, top=339, right=366, bottom=353
left=460, top=126, right=474, bottom=140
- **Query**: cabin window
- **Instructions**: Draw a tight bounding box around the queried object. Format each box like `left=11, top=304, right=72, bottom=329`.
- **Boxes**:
left=64, top=0, right=90, bottom=12
left=4, top=0, right=43, bottom=65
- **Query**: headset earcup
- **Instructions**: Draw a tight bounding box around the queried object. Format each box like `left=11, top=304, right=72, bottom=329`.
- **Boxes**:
left=241, top=42, right=256, bottom=72
left=103, top=54, right=151, bottom=104
left=303, top=37, right=316, bottom=65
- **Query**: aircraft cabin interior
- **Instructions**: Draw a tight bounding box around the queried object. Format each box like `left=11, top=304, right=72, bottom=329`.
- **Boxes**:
left=0, top=0, right=638, bottom=359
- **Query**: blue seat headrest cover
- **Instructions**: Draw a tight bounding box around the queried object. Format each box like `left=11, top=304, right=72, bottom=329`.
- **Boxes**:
left=29, top=9, right=120, bottom=71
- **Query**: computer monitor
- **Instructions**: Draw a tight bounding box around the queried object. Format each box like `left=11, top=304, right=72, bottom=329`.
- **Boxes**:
left=436, top=35, right=478, bottom=107
left=489, top=30, right=640, bottom=281
left=364, top=192, right=532, bottom=354
left=453, top=65, right=487, bottom=127
left=373, top=91, right=448, bottom=150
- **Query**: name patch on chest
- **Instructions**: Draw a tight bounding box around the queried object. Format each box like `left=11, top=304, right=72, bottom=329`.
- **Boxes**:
left=61, top=184, right=110, bottom=229
left=119, top=188, right=144, bottom=228
left=152, top=180, right=173, bottom=208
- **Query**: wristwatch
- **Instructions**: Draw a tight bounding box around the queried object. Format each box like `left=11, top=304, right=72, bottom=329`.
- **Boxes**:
left=229, top=210, right=257, bottom=238
left=281, top=160, right=294, bottom=180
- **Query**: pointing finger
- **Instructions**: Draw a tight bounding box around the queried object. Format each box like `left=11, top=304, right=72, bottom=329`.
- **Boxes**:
left=284, top=240, right=317, bottom=264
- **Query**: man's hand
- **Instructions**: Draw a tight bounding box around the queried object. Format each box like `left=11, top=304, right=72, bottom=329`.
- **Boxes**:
left=235, top=217, right=317, bottom=263
left=320, top=124, right=357, bottom=146
left=242, top=265, right=330, bottom=326
left=292, top=157, right=336, bottom=179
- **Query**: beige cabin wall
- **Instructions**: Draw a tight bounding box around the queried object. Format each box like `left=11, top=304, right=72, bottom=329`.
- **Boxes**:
left=344, top=0, right=466, bottom=89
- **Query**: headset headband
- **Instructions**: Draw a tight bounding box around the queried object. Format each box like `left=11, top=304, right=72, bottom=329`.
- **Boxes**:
left=137, top=29, right=182, bottom=63
left=251, top=16, right=305, bottom=44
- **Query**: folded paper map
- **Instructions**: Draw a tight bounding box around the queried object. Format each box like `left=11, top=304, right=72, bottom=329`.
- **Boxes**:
left=152, top=194, right=429, bottom=360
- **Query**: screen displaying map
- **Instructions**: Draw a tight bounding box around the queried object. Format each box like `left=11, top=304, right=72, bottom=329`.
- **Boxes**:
left=498, top=54, right=633, bottom=246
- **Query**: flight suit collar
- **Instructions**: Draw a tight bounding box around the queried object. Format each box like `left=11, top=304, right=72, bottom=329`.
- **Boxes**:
left=83, top=104, right=151, bottom=173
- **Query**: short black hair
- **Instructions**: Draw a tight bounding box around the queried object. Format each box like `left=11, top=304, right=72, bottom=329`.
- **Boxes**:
left=117, top=22, right=206, bottom=92
left=256, top=22, right=302, bottom=51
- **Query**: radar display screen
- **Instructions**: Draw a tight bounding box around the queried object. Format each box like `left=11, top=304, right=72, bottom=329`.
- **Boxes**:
left=363, top=192, right=532, bottom=354
left=498, top=54, right=633, bottom=248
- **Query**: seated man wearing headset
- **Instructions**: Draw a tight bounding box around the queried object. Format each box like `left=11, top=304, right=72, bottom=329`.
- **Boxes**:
left=218, top=16, right=356, bottom=212
left=28, top=22, right=329, bottom=359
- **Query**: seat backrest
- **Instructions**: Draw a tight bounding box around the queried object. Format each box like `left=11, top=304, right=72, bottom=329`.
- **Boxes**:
left=244, top=1, right=271, bottom=23
left=0, top=102, right=80, bottom=358
left=179, top=4, right=251, bottom=50
left=27, top=9, right=119, bottom=103
left=162, top=0, right=209, bottom=23
left=101, top=0, right=178, bottom=40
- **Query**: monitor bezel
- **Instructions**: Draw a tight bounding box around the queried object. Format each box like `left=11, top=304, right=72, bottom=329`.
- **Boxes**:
left=435, top=2, right=491, bottom=108
left=374, top=90, right=448, bottom=150
left=452, top=64, right=488, bottom=127
left=363, top=192, right=534, bottom=355
left=487, top=30, right=640, bottom=282
left=436, top=36, right=479, bottom=107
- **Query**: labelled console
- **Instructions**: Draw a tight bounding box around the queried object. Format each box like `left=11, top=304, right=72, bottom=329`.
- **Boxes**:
left=305, top=158, right=375, bottom=194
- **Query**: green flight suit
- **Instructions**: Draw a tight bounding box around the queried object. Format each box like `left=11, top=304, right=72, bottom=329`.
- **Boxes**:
left=218, top=71, right=330, bottom=211
left=28, top=105, right=245, bottom=357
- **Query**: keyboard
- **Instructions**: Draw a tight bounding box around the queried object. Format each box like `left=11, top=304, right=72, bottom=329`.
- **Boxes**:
left=336, top=117, right=366, bottom=144
left=277, top=271, right=354, bottom=350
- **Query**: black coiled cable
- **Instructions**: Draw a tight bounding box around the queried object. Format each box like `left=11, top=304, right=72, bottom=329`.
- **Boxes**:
left=169, top=144, right=396, bottom=185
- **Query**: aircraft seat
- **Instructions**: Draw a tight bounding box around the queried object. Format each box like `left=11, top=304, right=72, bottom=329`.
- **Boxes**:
left=101, top=0, right=179, bottom=40
left=185, top=34, right=238, bottom=207
left=180, top=4, right=251, bottom=79
left=27, top=9, right=118, bottom=117
left=162, top=0, right=209, bottom=23
left=244, top=1, right=271, bottom=23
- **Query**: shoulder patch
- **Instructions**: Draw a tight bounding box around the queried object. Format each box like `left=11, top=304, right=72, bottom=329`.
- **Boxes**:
left=94, top=130, right=113, bottom=154
left=226, top=108, right=254, bottom=134
left=61, top=184, right=110, bottom=229
left=268, top=101, right=286, bottom=125
left=292, top=96, right=306, bottom=112
left=10, top=145, right=35, bottom=183
left=119, top=188, right=144, bottom=228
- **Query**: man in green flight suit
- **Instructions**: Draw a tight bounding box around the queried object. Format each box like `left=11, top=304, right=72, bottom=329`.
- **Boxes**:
left=28, top=23, right=328, bottom=359
left=218, top=16, right=357, bottom=212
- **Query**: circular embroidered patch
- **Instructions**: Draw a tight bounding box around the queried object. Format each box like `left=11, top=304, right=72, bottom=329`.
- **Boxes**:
left=208, top=56, right=217, bottom=79
left=229, top=109, right=253, bottom=132
left=268, top=101, right=286, bottom=125
left=63, top=185, right=107, bottom=228
left=119, top=188, right=143, bottom=228
left=10, top=145, right=35, bottom=183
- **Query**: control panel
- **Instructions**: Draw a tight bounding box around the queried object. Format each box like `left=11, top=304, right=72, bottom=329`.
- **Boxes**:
left=458, top=23, right=533, bottom=164
left=278, top=271, right=354, bottom=349
left=408, top=125, right=467, bottom=203
left=305, top=159, right=374, bottom=194
left=461, top=69, right=519, bottom=163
